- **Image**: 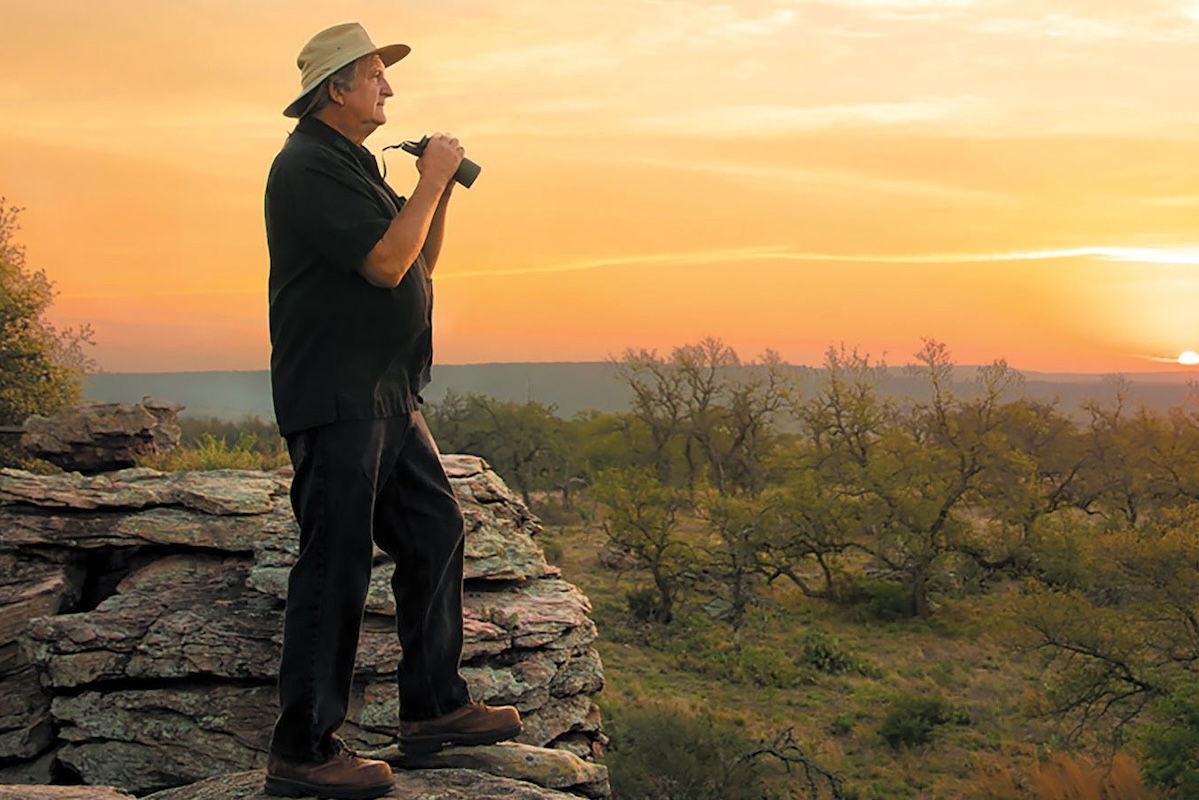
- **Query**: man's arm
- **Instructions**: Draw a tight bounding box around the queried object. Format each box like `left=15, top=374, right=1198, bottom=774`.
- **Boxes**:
left=359, top=134, right=463, bottom=288
left=421, top=182, right=454, bottom=274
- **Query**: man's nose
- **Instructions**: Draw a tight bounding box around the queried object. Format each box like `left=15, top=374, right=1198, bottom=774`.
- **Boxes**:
left=381, top=78, right=394, bottom=98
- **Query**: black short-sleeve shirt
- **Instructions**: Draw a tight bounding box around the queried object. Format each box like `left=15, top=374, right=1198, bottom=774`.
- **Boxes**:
left=266, top=117, right=433, bottom=436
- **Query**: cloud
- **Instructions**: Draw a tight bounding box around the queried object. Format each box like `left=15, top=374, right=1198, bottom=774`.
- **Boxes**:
left=975, top=12, right=1199, bottom=42
left=440, top=244, right=1199, bottom=281
left=812, top=0, right=974, bottom=8
left=614, top=155, right=1009, bottom=203
left=629, top=96, right=983, bottom=136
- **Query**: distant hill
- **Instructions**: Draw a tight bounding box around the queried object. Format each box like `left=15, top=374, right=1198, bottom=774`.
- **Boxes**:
left=83, top=363, right=630, bottom=421
left=83, top=363, right=1197, bottom=424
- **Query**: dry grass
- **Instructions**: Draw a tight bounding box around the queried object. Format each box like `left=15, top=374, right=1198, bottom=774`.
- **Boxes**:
left=977, top=752, right=1157, bottom=800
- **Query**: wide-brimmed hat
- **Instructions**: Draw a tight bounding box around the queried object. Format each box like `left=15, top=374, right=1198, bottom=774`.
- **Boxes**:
left=283, top=22, right=410, bottom=118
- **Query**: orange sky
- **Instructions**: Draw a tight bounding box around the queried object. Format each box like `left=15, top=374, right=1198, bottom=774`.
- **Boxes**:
left=3, top=0, right=1199, bottom=373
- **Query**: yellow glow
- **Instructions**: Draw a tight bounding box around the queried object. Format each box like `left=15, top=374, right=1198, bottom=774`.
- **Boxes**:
left=1179, top=351, right=1199, bottom=366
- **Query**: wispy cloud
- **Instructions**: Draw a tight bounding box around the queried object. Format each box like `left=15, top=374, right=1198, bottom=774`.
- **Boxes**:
left=617, top=155, right=1008, bottom=204
left=630, top=96, right=982, bottom=137
left=975, top=12, right=1199, bottom=42
left=811, top=0, right=974, bottom=8
left=441, top=244, right=1199, bottom=280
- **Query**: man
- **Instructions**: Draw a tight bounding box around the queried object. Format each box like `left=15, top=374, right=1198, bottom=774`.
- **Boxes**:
left=263, top=22, right=521, bottom=800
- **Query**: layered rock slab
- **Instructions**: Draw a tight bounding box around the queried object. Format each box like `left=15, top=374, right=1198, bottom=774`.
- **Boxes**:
left=0, top=455, right=605, bottom=797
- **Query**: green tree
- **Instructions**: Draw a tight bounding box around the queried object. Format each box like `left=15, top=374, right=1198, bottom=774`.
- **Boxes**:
left=696, top=491, right=771, bottom=638
left=592, top=466, right=693, bottom=623
left=1139, top=685, right=1199, bottom=798
left=1020, top=510, right=1199, bottom=743
left=0, top=199, right=94, bottom=464
left=424, top=390, right=565, bottom=506
left=615, top=338, right=793, bottom=495
left=613, top=347, right=689, bottom=483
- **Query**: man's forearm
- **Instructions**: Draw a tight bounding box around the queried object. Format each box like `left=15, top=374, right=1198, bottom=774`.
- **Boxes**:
left=359, top=176, right=446, bottom=288
left=421, top=184, right=454, bottom=274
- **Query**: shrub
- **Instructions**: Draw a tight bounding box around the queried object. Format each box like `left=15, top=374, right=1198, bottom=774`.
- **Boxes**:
left=839, top=576, right=913, bottom=621
left=671, top=626, right=804, bottom=688
left=799, top=629, right=858, bottom=675
left=605, top=704, right=765, bottom=800
left=140, top=432, right=289, bottom=472
left=1139, top=685, right=1199, bottom=798
left=878, top=693, right=970, bottom=749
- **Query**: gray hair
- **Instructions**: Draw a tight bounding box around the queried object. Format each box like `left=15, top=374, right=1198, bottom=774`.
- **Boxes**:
left=300, top=56, right=367, bottom=118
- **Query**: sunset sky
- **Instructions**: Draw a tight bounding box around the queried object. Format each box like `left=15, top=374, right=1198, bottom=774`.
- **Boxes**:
left=3, top=0, right=1199, bottom=373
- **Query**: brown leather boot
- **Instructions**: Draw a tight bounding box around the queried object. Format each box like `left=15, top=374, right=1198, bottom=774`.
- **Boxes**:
left=398, top=702, right=523, bottom=753
left=264, top=738, right=394, bottom=799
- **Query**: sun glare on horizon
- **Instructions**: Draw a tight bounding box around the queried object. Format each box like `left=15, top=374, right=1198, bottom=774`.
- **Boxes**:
left=1179, top=351, right=1199, bottom=366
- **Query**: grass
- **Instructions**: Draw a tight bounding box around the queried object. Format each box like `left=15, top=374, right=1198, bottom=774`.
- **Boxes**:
left=533, top=504, right=1161, bottom=800
left=137, top=432, right=290, bottom=471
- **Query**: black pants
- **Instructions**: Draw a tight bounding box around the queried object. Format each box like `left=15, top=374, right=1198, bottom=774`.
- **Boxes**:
left=270, top=411, right=472, bottom=762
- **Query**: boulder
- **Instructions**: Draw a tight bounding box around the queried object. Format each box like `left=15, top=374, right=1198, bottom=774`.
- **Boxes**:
left=20, top=399, right=183, bottom=473
left=0, top=455, right=607, bottom=797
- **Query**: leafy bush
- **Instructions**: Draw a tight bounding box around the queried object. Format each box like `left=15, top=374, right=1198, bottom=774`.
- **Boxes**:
left=605, top=703, right=765, bottom=800
left=878, top=693, right=970, bottom=749
left=840, top=576, right=914, bottom=621
left=1139, top=685, right=1199, bottom=798
left=177, top=415, right=285, bottom=454
left=140, top=432, right=289, bottom=472
left=799, top=628, right=859, bottom=675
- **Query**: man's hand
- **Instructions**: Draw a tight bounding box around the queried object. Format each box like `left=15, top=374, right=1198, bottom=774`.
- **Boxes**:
left=416, top=133, right=465, bottom=188
left=360, top=133, right=464, bottom=288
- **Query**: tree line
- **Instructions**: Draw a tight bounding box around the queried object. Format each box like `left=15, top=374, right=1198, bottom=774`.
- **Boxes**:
left=424, top=337, right=1199, bottom=794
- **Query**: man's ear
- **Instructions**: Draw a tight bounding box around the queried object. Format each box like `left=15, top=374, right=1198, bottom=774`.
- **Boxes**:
left=328, top=82, right=345, bottom=107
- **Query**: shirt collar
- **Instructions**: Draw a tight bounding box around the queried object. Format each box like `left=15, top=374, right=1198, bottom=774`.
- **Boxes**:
left=295, top=116, right=382, bottom=178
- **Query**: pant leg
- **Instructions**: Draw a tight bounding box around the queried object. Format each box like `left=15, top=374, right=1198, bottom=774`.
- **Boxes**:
left=270, top=417, right=399, bottom=760
left=372, top=410, right=471, bottom=721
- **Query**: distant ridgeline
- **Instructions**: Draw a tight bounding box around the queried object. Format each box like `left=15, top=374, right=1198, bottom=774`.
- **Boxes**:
left=83, top=363, right=1197, bottom=423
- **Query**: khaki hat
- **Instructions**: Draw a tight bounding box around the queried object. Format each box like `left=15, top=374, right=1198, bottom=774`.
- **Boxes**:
left=283, top=22, right=410, bottom=118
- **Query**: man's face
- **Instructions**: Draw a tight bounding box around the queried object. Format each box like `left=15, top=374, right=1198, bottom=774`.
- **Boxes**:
left=341, top=55, right=393, bottom=132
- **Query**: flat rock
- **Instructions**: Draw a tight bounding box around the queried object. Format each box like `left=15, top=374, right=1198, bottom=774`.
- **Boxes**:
left=518, top=696, right=603, bottom=751
left=356, top=580, right=598, bottom=672
left=0, top=787, right=135, bottom=800
left=22, top=555, right=281, bottom=688
left=368, top=742, right=609, bottom=798
left=52, top=686, right=276, bottom=794
left=0, top=469, right=286, bottom=515
left=355, top=648, right=602, bottom=743
left=24, top=556, right=594, bottom=689
left=143, top=768, right=583, bottom=800
left=0, top=507, right=267, bottom=553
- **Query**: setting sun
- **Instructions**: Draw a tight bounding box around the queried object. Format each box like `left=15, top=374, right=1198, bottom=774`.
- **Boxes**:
left=1179, top=351, right=1199, bottom=366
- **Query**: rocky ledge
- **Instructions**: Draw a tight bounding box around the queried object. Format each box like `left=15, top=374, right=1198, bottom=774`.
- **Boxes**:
left=0, top=456, right=607, bottom=798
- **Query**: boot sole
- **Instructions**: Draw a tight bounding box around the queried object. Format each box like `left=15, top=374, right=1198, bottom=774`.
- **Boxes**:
left=398, top=722, right=524, bottom=755
left=264, top=775, right=394, bottom=799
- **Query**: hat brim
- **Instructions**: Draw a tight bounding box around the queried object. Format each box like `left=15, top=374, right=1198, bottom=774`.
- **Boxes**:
left=283, top=42, right=410, bottom=118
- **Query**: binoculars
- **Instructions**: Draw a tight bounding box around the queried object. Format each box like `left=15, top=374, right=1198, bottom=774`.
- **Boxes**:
left=399, top=136, right=481, bottom=189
